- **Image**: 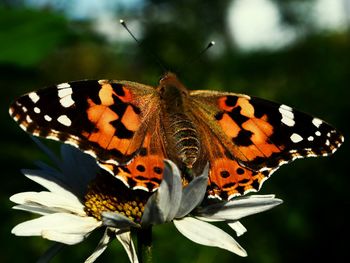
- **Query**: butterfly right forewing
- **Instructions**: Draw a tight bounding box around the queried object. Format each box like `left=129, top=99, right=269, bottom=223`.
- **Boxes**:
left=191, top=90, right=343, bottom=165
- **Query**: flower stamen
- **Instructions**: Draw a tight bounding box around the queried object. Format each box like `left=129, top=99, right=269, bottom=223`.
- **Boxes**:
left=84, top=172, right=151, bottom=223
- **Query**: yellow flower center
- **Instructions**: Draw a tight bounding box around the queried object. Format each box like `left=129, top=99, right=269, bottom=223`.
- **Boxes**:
left=84, top=172, right=152, bottom=223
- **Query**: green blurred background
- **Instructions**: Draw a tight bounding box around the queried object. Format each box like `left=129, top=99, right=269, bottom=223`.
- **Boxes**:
left=1, top=0, right=349, bottom=262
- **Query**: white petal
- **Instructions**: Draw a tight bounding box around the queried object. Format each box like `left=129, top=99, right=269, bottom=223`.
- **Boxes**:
left=10, top=191, right=85, bottom=216
left=161, top=160, right=183, bottom=221
left=42, top=230, right=86, bottom=245
left=32, top=137, right=61, bottom=167
left=34, top=160, right=60, bottom=175
left=85, top=228, right=114, bottom=263
left=21, top=169, right=80, bottom=201
left=142, top=160, right=182, bottom=225
left=12, top=204, right=54, bottom=215
left=102, top=212, right=139, bottom=228
left=173, top=217, right=247, bottom=257
left=12, top=213, right=101, bottom=245
left=227, top=221, right=247, bottom=237
left=116, top=230, right=139, bottom=263
left=60, top=144, right=99, bottom=197
left=176, top=164, right=208, bottom=218
left=198, top=195, right=283, bottom=221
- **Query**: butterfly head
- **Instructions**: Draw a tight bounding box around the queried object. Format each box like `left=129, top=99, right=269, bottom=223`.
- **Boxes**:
left=158, top=72, right=189, bottom=100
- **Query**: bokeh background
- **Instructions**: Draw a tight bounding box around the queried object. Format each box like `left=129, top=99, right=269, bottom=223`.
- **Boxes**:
left=1, top=0, right=349, bottom=262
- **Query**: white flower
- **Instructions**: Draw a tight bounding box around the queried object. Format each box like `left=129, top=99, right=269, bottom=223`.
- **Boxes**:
left=139, top=161, right=283, bottom=257
left=10, top=138, right=139, bottom=263
left=10, top=138, right=283, bottom=262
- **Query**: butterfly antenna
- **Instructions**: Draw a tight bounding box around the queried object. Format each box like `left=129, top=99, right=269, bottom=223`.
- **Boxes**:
left=120, top=19, right=167, bottom=72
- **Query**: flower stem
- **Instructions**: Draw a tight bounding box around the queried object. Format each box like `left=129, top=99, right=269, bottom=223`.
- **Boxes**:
left=137, top=226, right=153, bottom=263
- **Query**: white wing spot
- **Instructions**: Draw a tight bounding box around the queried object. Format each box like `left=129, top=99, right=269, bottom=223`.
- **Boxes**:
left=26, top=115, right=33, bottom=123
left=28, top=92, right=40, bottom=103
left=58, top=87, right=73, bottom=98
left=22, top=106, right=28, bottom=112
left=57, top=83, right=71, bottom=89
left=57, top=115, right=72, bottom=126
left=307, top=136, right=314, bottom=141
left=279, top=104, right=295, bottom=127
left=312, top=118, right=323, bottom=128
left=315, top=131, right=321, bottom=136
left=44, top=115, right=52, bottom=122
left=58, top=87, right=74, bottom=107
left=325, top=139, right=330, bottom=146
left=327, top=132, right=331, bottom=137
left=60, top=96, right=75, bottom=108
left=290, top=133, right=303, bottom=143
left=34, top=107, right=41, bottom=114
left=280, top=104, right=292, bottom=111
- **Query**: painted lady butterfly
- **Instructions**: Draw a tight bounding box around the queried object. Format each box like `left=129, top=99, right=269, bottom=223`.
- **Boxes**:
left=9, top=72, right=344, bottom=200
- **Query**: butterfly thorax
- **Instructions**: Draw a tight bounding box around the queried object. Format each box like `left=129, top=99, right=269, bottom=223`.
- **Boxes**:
left=157, top=73, right=200, bottom=169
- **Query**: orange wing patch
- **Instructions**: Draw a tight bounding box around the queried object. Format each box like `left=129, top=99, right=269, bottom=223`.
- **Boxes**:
left=82, top=82, right=143, bottom=160
left=99, top=133, right=165, bottom=192
left=208, top=157, right=268, bottom=199
left=216, top=96, right=283, bottom=162
left=202, top=132, right=269, bottom=199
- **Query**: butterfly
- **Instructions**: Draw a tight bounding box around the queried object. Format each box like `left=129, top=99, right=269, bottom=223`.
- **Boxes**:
left=9, top=72, right=344, bottom=200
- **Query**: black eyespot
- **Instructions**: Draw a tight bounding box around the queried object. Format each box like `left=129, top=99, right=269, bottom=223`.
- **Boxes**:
left=153, top=166, right=163, bottom=174
left=136, top=165, right=146, bottom=172
left=220, top=170, right=230, bottom=178
left=236, top=168, right=245, bottom=175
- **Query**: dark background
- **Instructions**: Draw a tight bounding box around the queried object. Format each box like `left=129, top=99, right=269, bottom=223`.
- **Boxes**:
left=1, top=0, right=349, bottom=262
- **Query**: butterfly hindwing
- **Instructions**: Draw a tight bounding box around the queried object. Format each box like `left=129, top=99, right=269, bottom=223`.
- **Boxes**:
left=198, top=129, right=268, bottom=199
left=99, top=129, right=165, bottom=192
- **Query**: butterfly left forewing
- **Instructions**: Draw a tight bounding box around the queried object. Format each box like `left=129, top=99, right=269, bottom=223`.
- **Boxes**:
left=9, top=79, right=160, bottom=166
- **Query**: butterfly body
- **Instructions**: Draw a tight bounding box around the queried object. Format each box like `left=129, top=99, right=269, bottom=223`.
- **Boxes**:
left=9, top=72, right=344, bottom=200
left=157, top=73, right=201, bottom=170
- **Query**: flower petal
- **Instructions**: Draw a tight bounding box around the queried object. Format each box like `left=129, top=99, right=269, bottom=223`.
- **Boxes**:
left=176, top=164, right=209, bottom=218
left=173, top=217, right=247, bottom=257
left=198, top=195, right=283, bottom=221
left=21, top=169, right=80, bottom=201
left=227, top=221, right=247, bottom=237
left=12, top=204, right=55, bottom=215
left=10, top=191, right=85, bottom=216
left=12, top=213, right=101, bottom=245
left=85, top=228, right=114, bottom=263
left=42, top=230, right=86, bottom=245
left=32, top=137, right=61, bottom=168
left=116, top=230, right=139, bottom=263
left=60, top=144, right=99, bottom=197
left=142, top=160, right=182, bottom=225
left=102, top=212, right=139, bottom=229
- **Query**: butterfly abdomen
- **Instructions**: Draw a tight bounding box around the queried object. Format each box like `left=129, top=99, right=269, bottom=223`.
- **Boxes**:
left=166, top=113, right=200, bottom=168
left=158, top=73, right=202, bottom=169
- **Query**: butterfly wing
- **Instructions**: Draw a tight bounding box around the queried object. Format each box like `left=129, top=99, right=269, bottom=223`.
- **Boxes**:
left=100, top=128, right=166, bottom=192
left=9, top=80, right=161, bottom=167
left=191, top=90, right=344, bottom=199
left=195, top=123, right=268, bottom=199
